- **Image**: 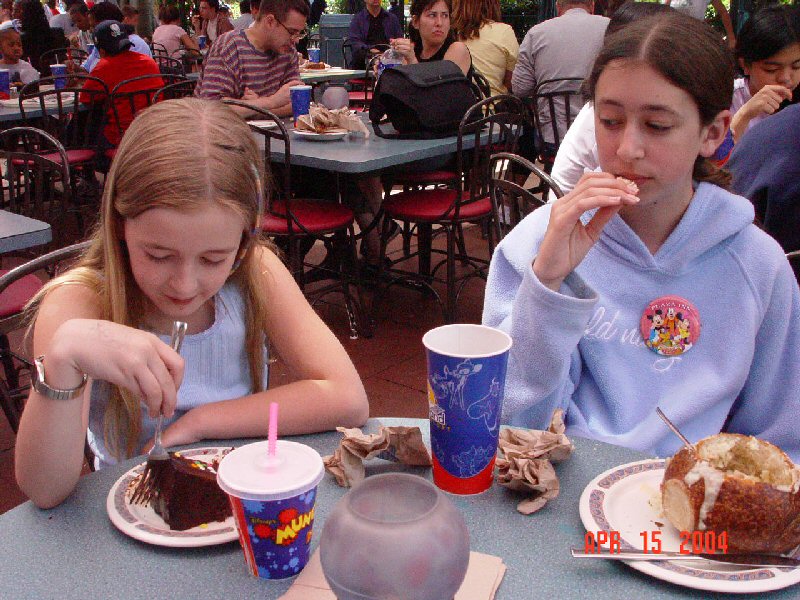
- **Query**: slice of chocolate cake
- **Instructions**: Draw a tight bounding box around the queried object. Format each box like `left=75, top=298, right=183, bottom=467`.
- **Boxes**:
left=151, top=452, right=232, bottom=531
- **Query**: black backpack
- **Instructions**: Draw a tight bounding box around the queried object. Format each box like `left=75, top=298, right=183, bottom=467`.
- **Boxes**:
left=369, top=61, right=481, bottom=139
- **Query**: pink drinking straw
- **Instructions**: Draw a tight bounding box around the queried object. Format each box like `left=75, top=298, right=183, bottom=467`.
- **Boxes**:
left=268, top=401, right=279, bottom=457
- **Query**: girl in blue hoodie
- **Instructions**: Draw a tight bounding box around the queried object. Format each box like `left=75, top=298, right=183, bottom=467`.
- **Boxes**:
left=483, top=12, right=800, bottom=462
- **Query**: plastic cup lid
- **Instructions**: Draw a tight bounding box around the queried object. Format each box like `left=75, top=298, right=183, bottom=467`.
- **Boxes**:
left=216, top=440, right=324, bottom=502
left=290, top=84, right=312, bottom=90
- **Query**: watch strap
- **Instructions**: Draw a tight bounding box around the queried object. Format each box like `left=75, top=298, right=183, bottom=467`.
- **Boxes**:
left=32, top=355, right=88, bottom=401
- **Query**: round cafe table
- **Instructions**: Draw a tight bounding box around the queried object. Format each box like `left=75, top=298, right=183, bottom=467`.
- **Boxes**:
left=0, top=418, right=789, bottom=599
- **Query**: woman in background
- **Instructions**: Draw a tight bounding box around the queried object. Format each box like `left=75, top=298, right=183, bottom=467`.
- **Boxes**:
left=452, top=0, right=518, bottom=95
left=153, top=4, right=200, bottom=58
left=16, top=0, right=66, bottom=75
left=389, top=0, right=471, bottom=76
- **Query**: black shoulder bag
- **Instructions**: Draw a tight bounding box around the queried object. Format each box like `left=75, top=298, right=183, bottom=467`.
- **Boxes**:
left=369, top=61, right=481, bottom=139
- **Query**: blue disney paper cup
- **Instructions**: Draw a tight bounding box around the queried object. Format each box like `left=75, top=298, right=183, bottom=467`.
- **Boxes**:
left=289, top=85, right=312, bottom=125
left=217, top=440, right=324, bottom=579
left=307, top=47, right=320, bottom=63
left=197, top=35, right=207, bottom=50
left=422, top=324, right=512, bottom=495
left=50, top=64, right=67, bottom=90
left=0, top=69, right=10, bottom=100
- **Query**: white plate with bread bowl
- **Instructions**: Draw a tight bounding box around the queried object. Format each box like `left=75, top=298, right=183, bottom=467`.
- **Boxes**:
left=579, top=448, right=800, bottom=593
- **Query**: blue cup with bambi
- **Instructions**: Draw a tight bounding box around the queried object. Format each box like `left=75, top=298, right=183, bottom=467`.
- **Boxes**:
left=423, top=324, right=512, bottom=495
left=216, top=440, right=324, bottom=579
left=289, top=84, right=312, bottom=125
left=50, top=64, right=67, bottom=90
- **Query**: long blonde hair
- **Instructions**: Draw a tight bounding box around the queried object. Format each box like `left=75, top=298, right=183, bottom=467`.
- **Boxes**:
left=29, top=98, right=272, bottom=459
left=451, top=0, right=501, bottom=41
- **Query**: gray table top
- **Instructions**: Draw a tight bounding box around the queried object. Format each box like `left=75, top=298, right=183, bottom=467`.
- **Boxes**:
left=0, top=210, right=52, bottom=253
left=0, top=418, right=784, bottom=599
left=258, top=117, right=480, bottom=174
left=187, top=69, right=363, bottom=84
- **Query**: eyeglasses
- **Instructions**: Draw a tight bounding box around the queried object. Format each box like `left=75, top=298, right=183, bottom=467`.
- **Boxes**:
left=276, top=18, right=308, bottom=40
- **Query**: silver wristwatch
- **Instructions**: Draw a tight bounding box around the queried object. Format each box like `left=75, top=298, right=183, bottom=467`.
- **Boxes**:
left=32, top=356, right=88, bottom=400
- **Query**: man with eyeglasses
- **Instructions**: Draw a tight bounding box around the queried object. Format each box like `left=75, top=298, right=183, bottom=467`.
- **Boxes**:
left=196, top=0, right=309, bottom=117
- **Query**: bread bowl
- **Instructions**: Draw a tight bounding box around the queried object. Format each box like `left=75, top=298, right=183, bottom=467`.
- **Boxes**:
left=304, top=62, right=327, bottom=70
left=661, top=433, right=800, bottom=553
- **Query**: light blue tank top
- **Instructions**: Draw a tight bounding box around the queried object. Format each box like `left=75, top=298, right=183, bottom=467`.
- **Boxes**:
left=87, top=282, right=268, bottom=469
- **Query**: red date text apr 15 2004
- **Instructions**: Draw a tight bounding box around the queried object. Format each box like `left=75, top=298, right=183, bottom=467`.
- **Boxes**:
left=584, top=530, right=729, bottom=554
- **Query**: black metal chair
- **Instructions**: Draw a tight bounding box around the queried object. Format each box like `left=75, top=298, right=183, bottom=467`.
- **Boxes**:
left=489, top=152, right=562, bottom=242
left=527, top=77, right=585, bottom=173
left=470, top=70, right=492, bottom=99
left=0, top=241, right=90, bottom=433
left=38, top=47, right=89, bottom=74
left=19, top=74, right=110, bottom=211
left=374, top=94, right=526, bottom=323
left=150, top=42, right=169, bottom=58
left=152, top=54, right=186, bottom=77
left=222, top=99, right=372, bottom=338
left=0, top=127, right=79, bottom=248
left=107, top=73, right=185, bottom=148
left=152, top=78, right=198, bottom=103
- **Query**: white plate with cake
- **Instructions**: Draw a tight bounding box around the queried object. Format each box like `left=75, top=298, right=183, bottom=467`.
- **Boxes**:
left=579, top=456, right=800, bottom=593
left=107, top=446, right=238, bottom=547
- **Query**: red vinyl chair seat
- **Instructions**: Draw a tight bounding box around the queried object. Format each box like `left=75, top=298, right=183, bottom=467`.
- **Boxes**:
left=11, top=148, right=96, bottom=167
left=262, top=200, right=354, bottom=235
left=383, top=189, right=492, bottom=222
left=393, top=170, right=457, bottom=185
left=0, top=270, right=43, bottom=318
left=348, top=91, right=373, bottom=102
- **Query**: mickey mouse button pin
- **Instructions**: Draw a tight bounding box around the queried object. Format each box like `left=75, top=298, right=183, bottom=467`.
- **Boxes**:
left=640, top=295, right=701, bottom=356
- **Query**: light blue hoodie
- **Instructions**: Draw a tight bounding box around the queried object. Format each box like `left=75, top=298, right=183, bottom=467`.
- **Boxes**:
left=483, top=182, right=800, bottom=461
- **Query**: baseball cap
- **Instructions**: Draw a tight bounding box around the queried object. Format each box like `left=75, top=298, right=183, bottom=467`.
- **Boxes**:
left=94, top=20, right=133, bottom=56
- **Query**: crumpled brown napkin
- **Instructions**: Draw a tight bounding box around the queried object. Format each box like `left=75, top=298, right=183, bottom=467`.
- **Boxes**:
left=323, top=426, right=432, bottom=487
left=495, top=409, right=574, bottom=515
left=296, top=103, right=370, bottom=137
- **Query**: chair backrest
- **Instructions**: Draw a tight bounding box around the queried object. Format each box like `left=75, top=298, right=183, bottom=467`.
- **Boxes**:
left=220, top=99, right=300, bottom=231
left=0, top=127, right=73, bottom=248
left=451, top=94, right=527, bottom=220
left=489, top=152, right=562, bottom=242
left=19, top=74, right=109, bottom=152
left=38, top=47, right=89, bottom=72
left=180, top=49, right=204, bottom=76
left=109, top=73, right=183, bottom=141
left=152, top=78, right=198, bottom=103
left=528, top=77, right=585, bottom=160
left=470, top=70, right=492, bottom=100
left=152, top=54, right=186, bottom=77
left=150, top=42, right=169, bottom=58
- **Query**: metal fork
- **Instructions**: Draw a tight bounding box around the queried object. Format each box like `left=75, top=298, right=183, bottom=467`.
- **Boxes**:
left=129, top=321, right=188, bottom=506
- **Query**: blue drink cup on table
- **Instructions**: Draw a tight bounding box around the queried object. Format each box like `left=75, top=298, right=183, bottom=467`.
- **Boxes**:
left=423, top=324, right=512, bottom=495
left=289, top=84, right=312, bottom=125
left=216, top=440, right=324, bottom=579
left=0, top=69, right=9, bottom=100
left=307, top=47, right=320, bottom=63
left=197, top=35, right=207, bottom=50
left=50, top=64, right=67, bottom=90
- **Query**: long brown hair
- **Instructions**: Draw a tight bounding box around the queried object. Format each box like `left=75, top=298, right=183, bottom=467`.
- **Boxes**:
left=28, top=98, right=273, bottom=459
left=585, top=13, right=735, bottom=188
left=451, top=0, right=501, bottom=41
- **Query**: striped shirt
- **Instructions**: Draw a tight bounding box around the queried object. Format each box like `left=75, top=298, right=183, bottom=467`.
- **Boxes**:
left=195, top=29, right=299, bottom=100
